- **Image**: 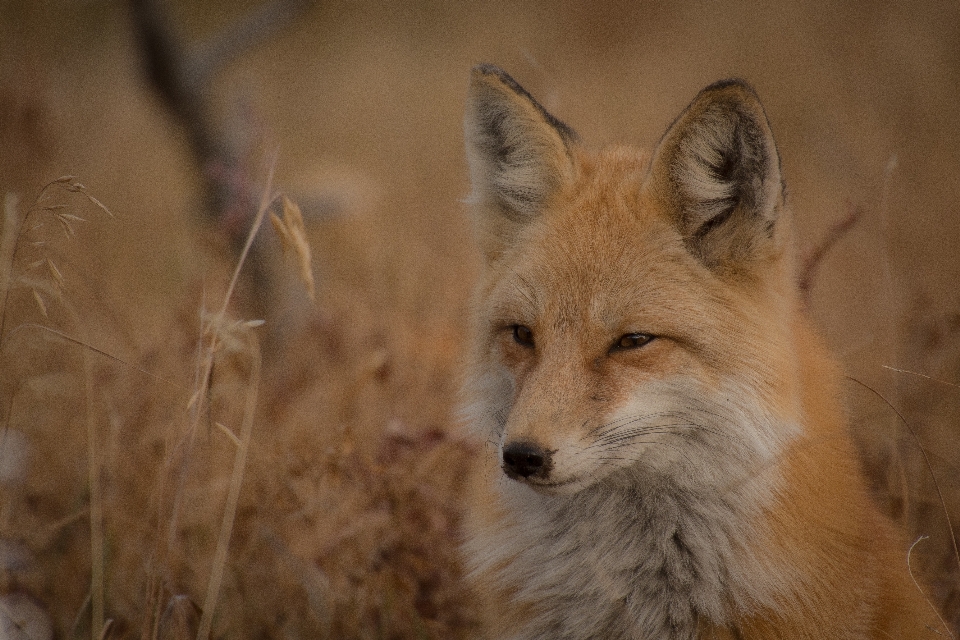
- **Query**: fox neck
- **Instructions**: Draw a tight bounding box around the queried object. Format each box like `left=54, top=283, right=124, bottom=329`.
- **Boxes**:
left=471, top=422, right=804, bottom=640
left=482, top=445, right=789, bottom=640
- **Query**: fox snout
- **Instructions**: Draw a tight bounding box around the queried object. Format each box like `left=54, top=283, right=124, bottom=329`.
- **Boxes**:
left=501, top=441, right=553, bottom=481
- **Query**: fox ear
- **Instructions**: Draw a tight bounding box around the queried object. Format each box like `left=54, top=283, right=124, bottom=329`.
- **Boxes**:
left=647, top=80, right=784, bottom=271
left=464, top=64, right=578, bottom=260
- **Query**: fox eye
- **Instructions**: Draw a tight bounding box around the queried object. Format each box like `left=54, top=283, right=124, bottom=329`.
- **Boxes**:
left=512, top=324, right=535, bottom=348
left=611, top=333, right=654, bottom=352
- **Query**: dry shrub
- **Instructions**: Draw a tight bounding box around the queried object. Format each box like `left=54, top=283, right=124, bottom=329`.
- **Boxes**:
left=850, top=300, right=960, bottom=633
left=0, top=178, right=479, bottom=639
left=803, top=168, right=960, bottom=635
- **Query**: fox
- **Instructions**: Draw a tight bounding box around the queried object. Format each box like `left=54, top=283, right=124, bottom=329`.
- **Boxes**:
left=459, top=63, right=948, bottom=639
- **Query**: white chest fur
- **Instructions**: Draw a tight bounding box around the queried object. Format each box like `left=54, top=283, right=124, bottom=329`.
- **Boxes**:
left=466, top=468, right=783, bottom=640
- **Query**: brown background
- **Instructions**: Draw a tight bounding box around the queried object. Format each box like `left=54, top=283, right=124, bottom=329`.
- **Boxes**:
left=2, top=1, right=959, bottom=637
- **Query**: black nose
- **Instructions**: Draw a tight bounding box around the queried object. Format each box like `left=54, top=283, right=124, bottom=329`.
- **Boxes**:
left=502, top=441, right=551, bottom=480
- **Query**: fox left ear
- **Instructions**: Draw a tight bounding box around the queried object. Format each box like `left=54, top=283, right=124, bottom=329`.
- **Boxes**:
left=646, top=80, right=785, bottom=271
left=464, top=64, right=579, bottom=261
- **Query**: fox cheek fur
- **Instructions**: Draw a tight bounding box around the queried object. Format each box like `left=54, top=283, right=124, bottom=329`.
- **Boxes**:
left=460, top=64, right=947, bottom=639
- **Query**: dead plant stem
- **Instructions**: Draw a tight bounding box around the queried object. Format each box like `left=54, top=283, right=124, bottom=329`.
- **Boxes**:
left=217, top=159, right=276, bottom=321
left=907, top=536, right=956, bottom=638
left=84, top=324, right=105, bottom=640
left=163, top=160, right=277, bottom=565
left=0, top=193, right=21, bottom=345
left=848, top=376, right=960, bottom=577
left=195, top=330, right=261, bottom=640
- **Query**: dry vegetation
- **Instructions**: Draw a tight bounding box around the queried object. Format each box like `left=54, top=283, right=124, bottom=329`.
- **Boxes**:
left=1, top=0, right=960, bottom=638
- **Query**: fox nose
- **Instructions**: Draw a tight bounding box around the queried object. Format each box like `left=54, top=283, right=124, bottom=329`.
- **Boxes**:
left=502, top=441, right=552, bottom=480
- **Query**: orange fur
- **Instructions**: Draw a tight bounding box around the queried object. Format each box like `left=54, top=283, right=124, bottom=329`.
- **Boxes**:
left=460, top=66, right=947, bottom=639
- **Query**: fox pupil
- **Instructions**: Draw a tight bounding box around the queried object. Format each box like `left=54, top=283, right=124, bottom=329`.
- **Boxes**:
left=512, top=325, right=534, bottom=347
left=615, top=333, right=652, bottom=351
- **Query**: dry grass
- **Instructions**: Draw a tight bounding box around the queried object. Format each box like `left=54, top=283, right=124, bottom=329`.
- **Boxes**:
left=1, top=0, right=959, bottom=638
left=0, top=174, right=478, bottom=639
left=849, top=302, right=960, bottom=632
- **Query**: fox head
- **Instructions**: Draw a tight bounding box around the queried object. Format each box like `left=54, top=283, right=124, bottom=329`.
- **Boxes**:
left=464, top=65, right=808, bottom=495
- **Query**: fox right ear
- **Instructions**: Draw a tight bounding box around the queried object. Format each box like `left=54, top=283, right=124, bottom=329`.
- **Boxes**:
left=646, top=80, right=785, bottom=272
left=464, top=64, right=578, bottom=260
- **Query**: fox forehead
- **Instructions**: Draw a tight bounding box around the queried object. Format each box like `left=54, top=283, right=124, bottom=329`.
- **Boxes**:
left=483, top=147, right=720, bottom=337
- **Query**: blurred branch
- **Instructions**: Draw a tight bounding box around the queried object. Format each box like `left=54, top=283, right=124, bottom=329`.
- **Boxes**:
left=798, top=202, right=864, bottom=304
left=128, top=0, right=224, bottom=172
left=191, top=0, right=312, bottom=85
left=127, top=0, right=311, bottom=227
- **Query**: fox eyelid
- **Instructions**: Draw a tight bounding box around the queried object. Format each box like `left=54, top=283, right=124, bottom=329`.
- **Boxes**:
left=610, top=332, right=654, bottom=353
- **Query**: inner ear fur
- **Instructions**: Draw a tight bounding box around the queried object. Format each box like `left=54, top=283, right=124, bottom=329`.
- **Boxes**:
left=646, top=79, right=785, bottom=271
left=464, top=64, right=578, bottom=260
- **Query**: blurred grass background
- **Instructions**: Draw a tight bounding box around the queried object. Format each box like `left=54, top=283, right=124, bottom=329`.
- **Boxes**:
left=1, top=0, right=959, bottom=637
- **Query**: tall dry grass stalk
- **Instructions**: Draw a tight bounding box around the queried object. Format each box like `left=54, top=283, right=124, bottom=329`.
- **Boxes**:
left=195, top=329, right=260, bottom=640
left=135, top=158, right=320, bottom=639
left=190, top=168, right=278, bottom=640
left=83, top=318, right=104, bottom=640
left=0, top=175, right=312, bottom=640
left=160, top=164, right=279, bottom=568
left=0, top=194, right=19, bottom=329
left=1, top=178, right=115, bottom=640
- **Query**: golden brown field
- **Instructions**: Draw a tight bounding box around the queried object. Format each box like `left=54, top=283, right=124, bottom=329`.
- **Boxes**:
left=2, top=0, right=959, bottom=638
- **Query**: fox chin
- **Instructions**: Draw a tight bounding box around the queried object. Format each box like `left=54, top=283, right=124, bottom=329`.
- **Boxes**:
left=458, top=64, right=947, bottom=640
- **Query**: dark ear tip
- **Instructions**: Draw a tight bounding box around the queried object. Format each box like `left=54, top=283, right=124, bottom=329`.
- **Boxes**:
left=467, top=63, right=580, bottom=145
left=696, top=78, right=765, bottom=110
left=470, top=63, right=514, bottom=89
left=473, top=63, right=508, bottom=78
left=702, top=78, right=756, bottom=93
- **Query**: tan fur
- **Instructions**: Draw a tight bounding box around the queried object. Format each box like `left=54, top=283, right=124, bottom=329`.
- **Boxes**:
left=460, top=66, right=947, bottom=639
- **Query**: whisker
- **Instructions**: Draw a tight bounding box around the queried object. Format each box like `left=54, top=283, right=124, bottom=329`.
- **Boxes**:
left=588, top=422, right=737, bottom=450
left=586, top=407, right=741, bottom=441
left=592, top=442, right=663, bottom=464
left=585, top=411, right=680, bottom=439
left=587, top=428, right=684, bottom=450
left=588, top=429, right=716, bottom=469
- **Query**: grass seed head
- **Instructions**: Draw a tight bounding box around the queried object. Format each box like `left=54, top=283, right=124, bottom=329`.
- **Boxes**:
left=32, top=289, right=48, bottom=317
left=270, top=211, right=293, bottom=250
left=45, top=258, right=64, bottom=289
left=84, top=193, right=114, bottom=218
left=278, top=195, right=315, bottom=302
left=55, top=215, right=74, bottom=238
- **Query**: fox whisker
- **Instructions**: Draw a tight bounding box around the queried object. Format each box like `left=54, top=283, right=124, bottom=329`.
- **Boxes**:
left=586, top=407, right=739, bottom=441
left=587, top=420, right=740, bottom=449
